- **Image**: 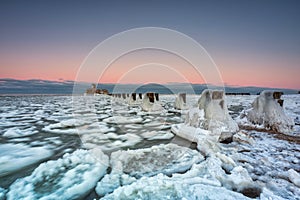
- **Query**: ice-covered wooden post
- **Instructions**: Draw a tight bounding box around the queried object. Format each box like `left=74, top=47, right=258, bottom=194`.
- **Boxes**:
left=147, top=93, right=155, bottom=103
left=196, top=89, right=238, bottom=133
left=141, top=92, right=163, bottom=112
left=245, top=90, right=293, bottom=133
left=122, top=93, right=126, bottom=99
left=155, top=93, right=159, bottom=101
left=131, top=93, right=136, bottom=101
left=273, top=91, right=284, bottom=107
left=138, top=93, right=143, bottom=99
left=174, top=93, right=187, bottom=110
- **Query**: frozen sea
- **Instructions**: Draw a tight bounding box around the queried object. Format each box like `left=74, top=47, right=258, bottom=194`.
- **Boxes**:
left=0, top=94, right=299, bottom=200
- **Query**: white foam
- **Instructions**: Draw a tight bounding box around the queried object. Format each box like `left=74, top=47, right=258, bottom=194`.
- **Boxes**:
left=7, top=149, right=108, bottom=200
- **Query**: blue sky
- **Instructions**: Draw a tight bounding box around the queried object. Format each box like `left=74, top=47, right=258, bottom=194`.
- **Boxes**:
left=0, top=0, right=299, bottom=89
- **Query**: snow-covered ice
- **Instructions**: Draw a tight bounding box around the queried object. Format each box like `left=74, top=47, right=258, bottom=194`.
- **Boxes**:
left=101, top=173, right=252, bottom=200
left=96, top=144, right=204, bottom=197
left=7, top=149, right=108, bottom=200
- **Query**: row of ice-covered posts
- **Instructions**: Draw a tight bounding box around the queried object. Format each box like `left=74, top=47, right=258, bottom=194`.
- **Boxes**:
left=111, top=92, right=160, bottom=103
left=111, top=91, right=285, bottom=107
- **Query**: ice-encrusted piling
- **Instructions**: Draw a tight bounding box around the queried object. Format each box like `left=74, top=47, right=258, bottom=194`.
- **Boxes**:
left=138, top=93, right=143, bottom=99
left=122, top=93, right=126, bottom=99
left=240, top=90, right=294, bottom=134
left=174, top=93, right=187, bottom=110
left=131, top=93, right=136, bottom=101
left=147, top=93, right=155, bottom=103
left=128, top=93, right=139, bottom=105
left=197, top=89, right=238, bottom=133
left=172, top=89, right=239, bottom=155
left=141, top=93, right=163, bottom=112
left=155, top=93, right=159, bottom=101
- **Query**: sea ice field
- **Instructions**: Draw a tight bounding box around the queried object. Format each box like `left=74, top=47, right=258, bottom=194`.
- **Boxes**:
left=0, top=93, right=299, bottom=200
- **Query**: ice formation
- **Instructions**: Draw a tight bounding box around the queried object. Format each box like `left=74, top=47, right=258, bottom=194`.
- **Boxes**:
left=172, top=90, right=238, bottom=155
left=128, top=93, right=141, bottom=106
left=101, top=173, right=252, bottom=200
left=81, top=132, right=142, bottom=151
left=197, top=89, right=239, bottom=133
left=7, top=149, right=108, bottom=200
left=103, top=116, right=143, bottom=124
left=2, top=127, right=38, bottom=138
left=0, top=143, right=53, bottom=177
left=288, top=169, right=300, bottom=187
left=174, top=93, right=188, bottom=110
left=141, top=93, right=163, bottom=112
left=0, top=187, right=6, bottom=200
left=96, top=144, right=204, bottom=196
left=109, top=143, right=203, bottom=178
left=238, top=90, right=294, bottom=134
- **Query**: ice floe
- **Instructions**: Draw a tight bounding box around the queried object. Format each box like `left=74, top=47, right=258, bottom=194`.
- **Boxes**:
left=101, top=173, right=252, bottom=200
left=103, top=116, right=143, bottom=124
left=96, top=144, right=204, bottom=197
left=141, top=130, right=174, bottom=140
left=0, top=143, right=53, bottom=177
left=7, top=149, right=108, bottom=200
left=288, top=169, right=300, bottom=187
left=2, top=127, right=38, bottom=138
left=0, top=187, right=6, bottom=200
left=82, top=132, right=142, bottom=151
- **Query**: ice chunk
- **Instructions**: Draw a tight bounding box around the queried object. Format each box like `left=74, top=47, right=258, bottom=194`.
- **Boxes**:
left=82, top=132, right=142, bottom=151
left=7, top=149, right=108, bottom=200
left=239, top=90, right=294, bottom=134
left=2, top=127, right=38, bottom=138
left=95, top=173, right=136, bottom=196
left=110, top=144, right=204, bottom=178
left=0, top=187, right=6, bottom=200
left=0, top=143, right=53, bottom=177
left=43, top=121, right=115, bottom=135
left=141, top=131, right=174, bottom=140
left=225, top=166, right=256, bottom=192
left=103, top=116, right=143, bottom=124
left=288, top=169, right=300, bottom=187
left=101, top=174, right=251, bottom=200
left=260, top=188, right=285, bottom=200
left=96, top=144, right=202, bottom=197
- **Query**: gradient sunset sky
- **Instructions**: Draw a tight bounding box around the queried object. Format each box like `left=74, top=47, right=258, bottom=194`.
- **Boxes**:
left=0, top=0, right=299, bottom=89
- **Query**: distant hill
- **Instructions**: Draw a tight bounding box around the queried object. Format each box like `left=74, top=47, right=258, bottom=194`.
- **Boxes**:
left=0, top=78, right=298, bottom=95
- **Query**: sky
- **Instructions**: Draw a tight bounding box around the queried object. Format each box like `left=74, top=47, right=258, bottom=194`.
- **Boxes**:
left=0, top=0, right=299, bottom=89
